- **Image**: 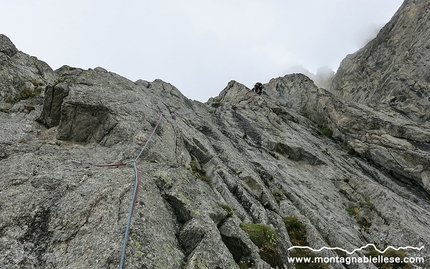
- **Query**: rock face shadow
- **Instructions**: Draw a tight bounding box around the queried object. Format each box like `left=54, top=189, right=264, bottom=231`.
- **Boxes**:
left=57, top=102, right=117, bottom=143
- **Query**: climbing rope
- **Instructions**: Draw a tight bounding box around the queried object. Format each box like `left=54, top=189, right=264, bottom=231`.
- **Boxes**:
left=118, top=112, right=163, bottom=269
left=71, top=160, right=129, bottom=167
left=71, top=110, right=211, bottom=268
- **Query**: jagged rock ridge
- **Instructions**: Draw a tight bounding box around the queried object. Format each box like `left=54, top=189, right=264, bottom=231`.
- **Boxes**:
left=1, top=1, right=430, bottom=268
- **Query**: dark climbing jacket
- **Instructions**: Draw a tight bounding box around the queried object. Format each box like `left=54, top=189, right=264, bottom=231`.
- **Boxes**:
left=252, top=82, right=263, bottom=95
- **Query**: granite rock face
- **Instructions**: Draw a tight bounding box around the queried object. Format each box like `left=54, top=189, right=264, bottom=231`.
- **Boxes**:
left=327, top=0, right=430, bottom=197
left=1, top=1, right=430, bottom=268
left=330, top=0, right=430, bottom=123
left=0, top=34, right=55, bottom=108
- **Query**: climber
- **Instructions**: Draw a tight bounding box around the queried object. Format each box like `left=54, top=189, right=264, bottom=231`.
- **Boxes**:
left=252, top=82, right=264, bottom=95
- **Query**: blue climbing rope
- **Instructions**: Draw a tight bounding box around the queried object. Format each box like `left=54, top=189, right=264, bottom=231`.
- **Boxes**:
left=72, top=112, right=210, bottom=269
left=134, top=113, right=164, bottom=161
left=74, top=111, right=207, bottom=268
left=119, top=113, right=163, bottom=269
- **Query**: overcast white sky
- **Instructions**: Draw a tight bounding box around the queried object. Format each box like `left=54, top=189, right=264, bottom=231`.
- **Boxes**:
left=2, top=0, right=403, bottom=101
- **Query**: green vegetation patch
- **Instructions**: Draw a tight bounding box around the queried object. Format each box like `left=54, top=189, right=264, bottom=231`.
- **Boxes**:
left=320, top=126, right=333, bottom=138
left=272, top=191, right=285, bottom=203
left=346, top=198, right=374, bottom=229
left=283, top=216, right=307, bottom=246
left=239, top=223, right=283, bottom=268
left=220, top=204, right=233, bottom=218
left=348, top=147, right=357, bottom=155
left=359, top=197, right=374, bottom=208
left=189, top=158, right=212, bottom=186
left=6, top=86, right=43, bottom=104
left=346, top=206, right=360, bottom=216
left=18, top=87, right=43, bottom=100
left=343, top=143, right=358, bottom=156
left=283, top=216, right=329, bottom=269
left=31, top=79, right=45, bottom=87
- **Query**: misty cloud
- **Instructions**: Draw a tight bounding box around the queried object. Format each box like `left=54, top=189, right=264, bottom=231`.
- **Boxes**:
left=1, top=0, right=403, bottom=101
